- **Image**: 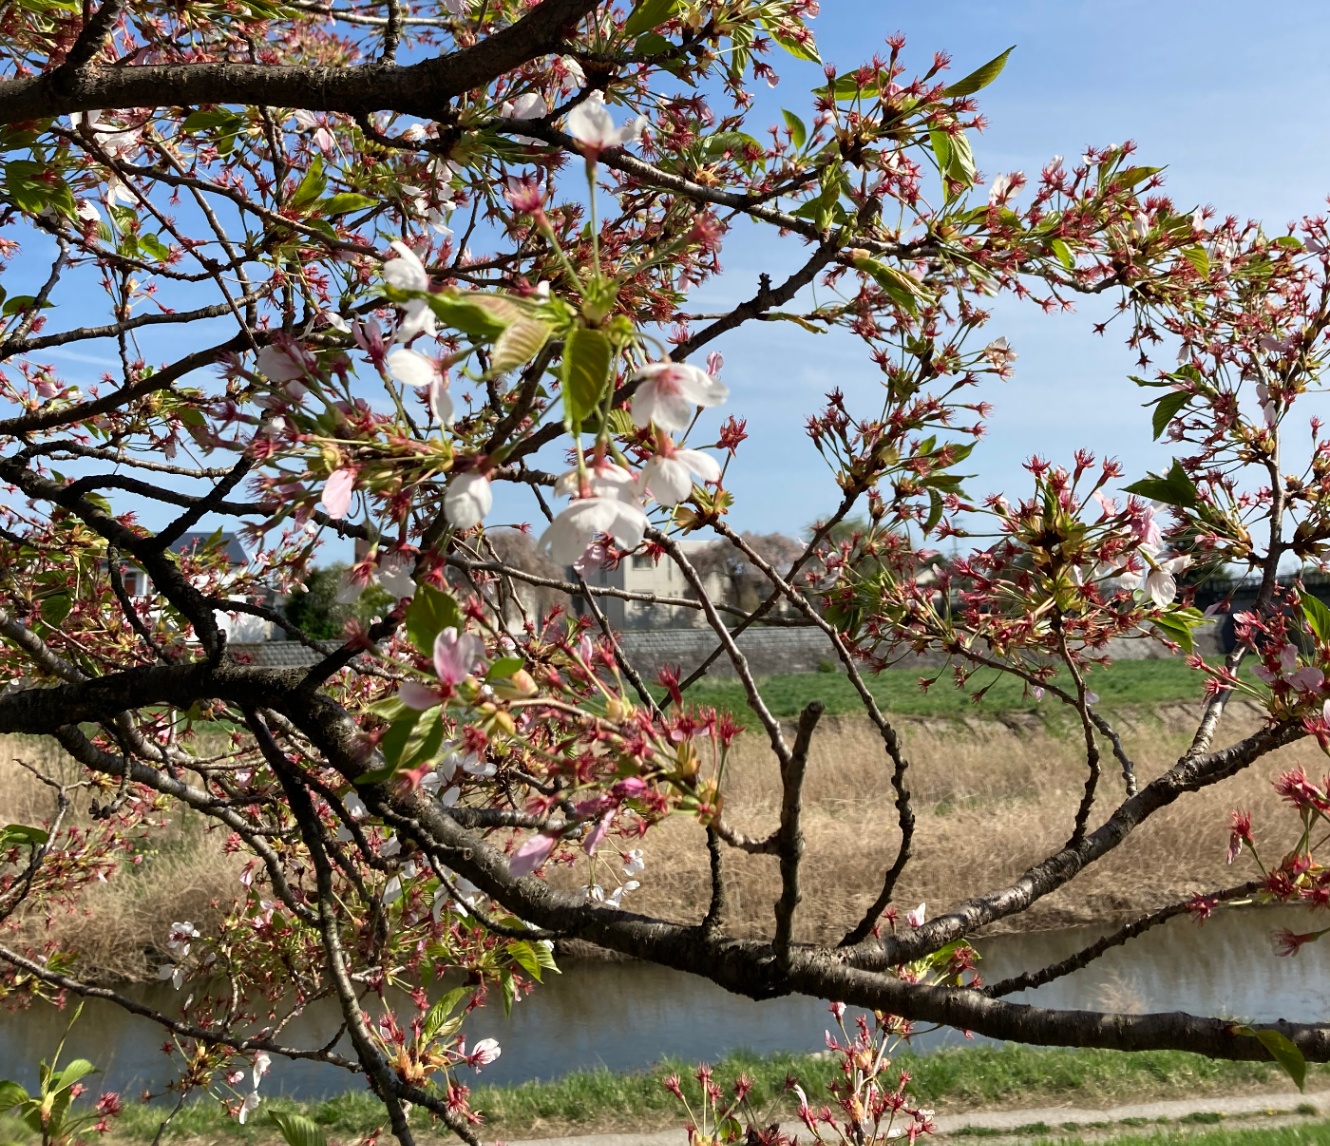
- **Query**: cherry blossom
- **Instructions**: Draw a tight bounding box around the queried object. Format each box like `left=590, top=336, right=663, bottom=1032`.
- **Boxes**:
left=640, top=447, right=721, bottom=506
left=400, top=627, right=485, bottom=709
left=381, top=241, right=437, bottom=342
left=321, top=468, right=357, bottom=520
left=509, top=832, right=559, bottom=878
left=538, top=497, right=649, bottom=564
left=565, top=91, right=647, bottom=157
left=630, top=361, right=728, bottom=431
left=387, top=346, right=454, bottom=425
left=500, top=92, right=547, bottom=146
left=444, top=471, right=493, bottom=529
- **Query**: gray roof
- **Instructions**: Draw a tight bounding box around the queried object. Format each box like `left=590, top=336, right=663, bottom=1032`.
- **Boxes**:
left=226, top=641, right=338, bottom=668
left=170, top=531, right=249, bottom=565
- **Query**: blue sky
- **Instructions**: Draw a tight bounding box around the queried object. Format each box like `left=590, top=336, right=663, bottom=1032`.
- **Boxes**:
left=23, top=2, right=1330, bottom=556
left=697, top=0, right=1330, bottom=536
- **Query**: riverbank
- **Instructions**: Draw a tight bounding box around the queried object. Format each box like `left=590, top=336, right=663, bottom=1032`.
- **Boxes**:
left=0, top=1045, right=1319, bottom=1144
left=2, top=662, right=1318, bottom=979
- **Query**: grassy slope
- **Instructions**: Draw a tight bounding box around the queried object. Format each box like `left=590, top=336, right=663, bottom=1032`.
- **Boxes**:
left=673, top=657, right=1208, bottom=720
left=27, top=1045, right=1316, bottom=1143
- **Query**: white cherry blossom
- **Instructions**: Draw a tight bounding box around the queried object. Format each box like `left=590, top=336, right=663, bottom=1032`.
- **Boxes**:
left=444, top=471, right=493, bottom=529
left=566, top=91, right=647, bottom=154
left=640, top=448, right=721, bottom=506
left=630, top=361, right=728, bottom=431
left=387, top=346, right=454, bottom=424
left=538, top=497, right=649, bottom=564
left=382, top=241, right=437, bottom=342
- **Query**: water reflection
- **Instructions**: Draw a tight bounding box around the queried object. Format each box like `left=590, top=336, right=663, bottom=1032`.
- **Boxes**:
left=1, top=906, right=1324, bottom=1100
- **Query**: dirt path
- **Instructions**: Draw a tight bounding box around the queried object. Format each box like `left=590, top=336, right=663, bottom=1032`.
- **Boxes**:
left=508, top=1088, right=1330, bottom=1144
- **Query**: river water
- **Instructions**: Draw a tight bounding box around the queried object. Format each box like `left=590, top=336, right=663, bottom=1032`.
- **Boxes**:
left=2, top=907, right=1326, bottom=1098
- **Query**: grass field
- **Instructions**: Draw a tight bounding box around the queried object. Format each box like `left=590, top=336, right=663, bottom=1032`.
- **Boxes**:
left=1, top=1044, right=1312, bottom=1143
left=673, top=657, right=1209, bottom=720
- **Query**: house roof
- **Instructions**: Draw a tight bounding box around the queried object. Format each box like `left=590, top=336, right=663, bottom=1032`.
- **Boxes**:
left=170, top=531, right=248, bottom=566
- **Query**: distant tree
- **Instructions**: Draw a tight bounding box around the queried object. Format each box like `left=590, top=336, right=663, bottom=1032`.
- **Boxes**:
left=283, top=565, right=393, bottom=641
left=693, top=531, right=805, bottom=614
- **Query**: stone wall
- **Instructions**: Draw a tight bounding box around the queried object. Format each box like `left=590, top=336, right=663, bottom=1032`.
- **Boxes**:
left=233, top=621, right=1224, bottom=680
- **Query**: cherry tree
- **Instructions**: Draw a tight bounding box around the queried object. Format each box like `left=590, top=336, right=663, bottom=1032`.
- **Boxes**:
left=1, top=0, right=1329, bottom=1142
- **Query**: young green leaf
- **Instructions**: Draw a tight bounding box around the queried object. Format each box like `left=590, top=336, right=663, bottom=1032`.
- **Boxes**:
left=268, top=1110, right=328, bottom=1146
left=623, top=0, right=680, bottom=37
left=941, top=46, right=1016, bottom=99
left=405, top=583, right=462, bottom=656
left=561, top=327, right=614, bottom=425
left=1148, top=390, right=1192, bottom=440
left=489, top=317, right=551, bottom=375
left=1232, top=1025, right=1306, bottom=1091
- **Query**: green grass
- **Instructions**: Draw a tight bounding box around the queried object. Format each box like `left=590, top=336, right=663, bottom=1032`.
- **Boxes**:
left=674, top=657, right=1207, bottom=721
left=18, top=1044, right=1316, bottom=1143
left=1026, top=1121, right=1330, bottom=1145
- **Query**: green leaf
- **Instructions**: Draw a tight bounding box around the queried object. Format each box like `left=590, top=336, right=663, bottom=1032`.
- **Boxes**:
left=5, top=160, right=76, bottom=218
left=1, top=295, right=53, bottom=319
left=321, top=192, right=379, bottom=216
left=489, top=317, right=550, bottom=375
left=946, top=130, right=976, bottom=190
left=422, top=291, right=521, bottom=339
left=0, top=824, right=49, bottom=849
left=1148, top=390, right=1192, bottom=440
left=853, top=257, right=927, bottom=315
left=941, top=46, right=1015, bottom=98
left=1302, top=593, right=1330, bottom=644
left=422, top=987, right=469, bottom=1043
left=623, top=0, right=680, bottom=36
left=1114, top=165, right=1163, bottom=188
left=181, top=109, right=244, bottom=135
left=766, top=24, right=820, bottom=63
left=405, top=583, right=461, bottom=657
left=1049, top=238, right=1074, bottom=270
left=782, top=110, right=807, bottom=150
left=1150, top=612, right=1195, bottom=654
left=289, top=157, right=327, bottom=213
left=486, top=656, right=524, bottom=681
left=48, top=1059, right=96, bottom=1094
left=634, top=31, right=672, bottom=55
left=138, top=233, right=171, bottom=262
left=1122, top=460, right=1199, bottom=509
left=701, top=131, right=762, bottom=162
left=267, top=1111, right=328, bottom=1146
left=561, top=326, right=614, bottom=425
left=1181, top=245, right=1210, bottom=277
left=928, top=129, right=952, bottom=177
left=0, top=1081, right=29, bottom=1113
left=1232, top=1025, right=1306, bottom=1092
left=379, top=708, right=423, bottom=771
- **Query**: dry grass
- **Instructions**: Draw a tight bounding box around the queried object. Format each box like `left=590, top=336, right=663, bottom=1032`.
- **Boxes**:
left=0, top=738, right=240, bottom=982
left=617, top=700, right=1323, bottom=941
left=2, top=698, right=1320, bottom=981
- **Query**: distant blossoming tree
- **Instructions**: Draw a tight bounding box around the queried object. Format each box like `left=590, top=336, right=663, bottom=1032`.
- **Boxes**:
left=3, top=1, right=1330, bottom=1142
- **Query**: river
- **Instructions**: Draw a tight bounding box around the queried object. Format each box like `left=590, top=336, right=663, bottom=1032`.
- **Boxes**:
left=1, top=907, right=1325, bottom=1098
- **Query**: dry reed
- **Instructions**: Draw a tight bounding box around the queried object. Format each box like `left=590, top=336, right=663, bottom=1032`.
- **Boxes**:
left=615, top=700, right=1321, bottom=942
left=0, top=737, right=240, bottom=982
left=0, top=699, right=1318, bottom=981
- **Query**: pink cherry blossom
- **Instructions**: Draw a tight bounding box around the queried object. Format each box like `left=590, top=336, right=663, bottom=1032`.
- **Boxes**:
left=321, top=468, right=357, bottom=519
left=434, top=627, right=484, bottom=687
left=509, top=832, right=558, bottom=877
